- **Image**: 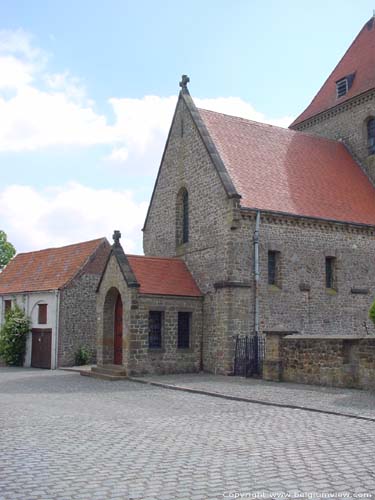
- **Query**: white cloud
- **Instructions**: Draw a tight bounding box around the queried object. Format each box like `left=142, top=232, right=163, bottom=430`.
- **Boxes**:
left=0, top=28, right=293, bottom=158
left=0, top=28, right=42, bottom=62
left=106, top=146, right=129, bottom=164
left=0, top=183, right=148, bottom=254
left=105, top=95, right=293, bottom=174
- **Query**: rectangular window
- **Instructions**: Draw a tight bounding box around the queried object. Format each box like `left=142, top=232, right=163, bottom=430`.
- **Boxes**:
left=148, top=311, right=162, bottom=349
left=325, top=257, right=336, bottom=289
left=38, top=304, right=47, bottom=324
left=268, top=251, right=281, bottom=287
left=177, top=312, right=191, bottom=349
left=4, top=300, right=11, bottom=315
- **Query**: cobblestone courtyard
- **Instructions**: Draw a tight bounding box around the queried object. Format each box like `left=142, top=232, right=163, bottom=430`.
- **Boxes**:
left=1, top=368, right=375, bottom=500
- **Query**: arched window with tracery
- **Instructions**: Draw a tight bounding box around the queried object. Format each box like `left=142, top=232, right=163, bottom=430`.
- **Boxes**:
left=176, top=187, right=189, bottom=246
left=367, top=118, right=375, bottom=155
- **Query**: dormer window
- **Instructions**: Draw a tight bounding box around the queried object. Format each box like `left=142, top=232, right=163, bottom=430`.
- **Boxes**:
left=336, top=73, right=355, bottom=99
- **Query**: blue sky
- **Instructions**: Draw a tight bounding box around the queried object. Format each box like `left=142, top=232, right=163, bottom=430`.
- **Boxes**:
left=0, top=0, right=373, bottom=253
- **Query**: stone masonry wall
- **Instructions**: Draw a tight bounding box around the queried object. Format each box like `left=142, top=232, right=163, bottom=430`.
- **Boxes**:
left=240, top=212, right=375, bottom=337
left=128, top=294, right=203, bottom=376
left=58, top=240, right=111, bottom=367
left=292, top=90, right=375, bottom=185
left=280, top=335, right=375, bottom=390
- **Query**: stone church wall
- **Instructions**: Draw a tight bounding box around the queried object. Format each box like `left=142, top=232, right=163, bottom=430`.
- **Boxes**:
left=143, top=97, right=246, bottom=374
left=240, top=212, right=375, bottom=337
left=142, top=93, right=375, bottom=375
left=292, top=90, right=375, bottom=185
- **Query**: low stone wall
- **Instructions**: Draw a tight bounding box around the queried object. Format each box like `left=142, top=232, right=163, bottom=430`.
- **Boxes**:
left=263, top=333, right=375, bottom=390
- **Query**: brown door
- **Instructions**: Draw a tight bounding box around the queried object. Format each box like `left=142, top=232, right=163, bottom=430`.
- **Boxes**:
left=31, top=329, right=52, bottom=369
left=114, top=294, right=123, bottom=365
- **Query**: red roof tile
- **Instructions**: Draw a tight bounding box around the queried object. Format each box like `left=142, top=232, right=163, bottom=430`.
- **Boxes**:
left=0, top=238, right=108, bottom=294
left=291, top=18, right=375, bottom=126
left=199, top=108, right=375, bottom=225
left=127, top=255, right=202, bottom=297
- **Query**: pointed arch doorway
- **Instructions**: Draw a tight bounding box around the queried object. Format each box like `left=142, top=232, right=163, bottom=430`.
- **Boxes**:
left=114, top=293, right=123, bottom=365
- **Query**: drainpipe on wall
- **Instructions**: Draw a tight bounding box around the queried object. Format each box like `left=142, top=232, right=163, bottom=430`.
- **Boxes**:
left=253, top=211, right=261, bottom=337
left=54, top=290, right=60, bottom=370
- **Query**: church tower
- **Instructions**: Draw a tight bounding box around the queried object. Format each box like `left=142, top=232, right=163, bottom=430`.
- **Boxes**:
left=290, top=17, right=375, bottom=186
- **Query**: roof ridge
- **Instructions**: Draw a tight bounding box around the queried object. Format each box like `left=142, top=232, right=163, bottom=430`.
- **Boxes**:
left=15, top=237, right=106, bottom=257
left=127, top=254, right=181, bottom=262
left=198, top=107, right=349, bottom=147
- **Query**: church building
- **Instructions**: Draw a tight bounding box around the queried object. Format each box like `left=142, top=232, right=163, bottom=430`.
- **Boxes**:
left=96, top=18, right=375, bottom=377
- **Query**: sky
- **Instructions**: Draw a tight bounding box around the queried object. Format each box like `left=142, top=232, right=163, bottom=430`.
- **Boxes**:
left=0, top=0, right=374, bottom=254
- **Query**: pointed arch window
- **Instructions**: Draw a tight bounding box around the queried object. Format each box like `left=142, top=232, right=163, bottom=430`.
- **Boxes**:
left=367, top=118, right=375, bottom=155
left=176, top=187, right=189, bottom=246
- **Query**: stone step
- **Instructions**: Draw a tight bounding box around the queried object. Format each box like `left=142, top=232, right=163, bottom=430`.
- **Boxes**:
left=91, top=364, right=127, bottom=376
left=80, top=369, right=127, bottom=381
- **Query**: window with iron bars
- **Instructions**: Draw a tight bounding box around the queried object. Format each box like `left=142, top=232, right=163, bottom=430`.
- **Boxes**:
left=177, top=312, right=191, bottom=349
left=148, top=311, right=163, bottom=349
left=325, top=256, right=336, bottom=289
left=368, top=118, right=375, bottom=155
left=268, top=250, right=281, bottom=287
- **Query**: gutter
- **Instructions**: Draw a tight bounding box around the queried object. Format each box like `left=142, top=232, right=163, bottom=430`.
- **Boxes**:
left=253, top=211, right=261, bottom=336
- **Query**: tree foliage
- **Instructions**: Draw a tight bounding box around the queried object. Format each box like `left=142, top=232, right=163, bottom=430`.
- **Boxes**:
left=370, top=299, right=375, bottom=327
left=0, top=305, right=30, bottom=366
left=0, top=231, right=16, bottom=270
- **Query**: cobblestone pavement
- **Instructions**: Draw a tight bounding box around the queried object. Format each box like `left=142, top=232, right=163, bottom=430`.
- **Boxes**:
left=1, top=368, right=375, bottom=500
left=131, top=373, right=375, bottom=420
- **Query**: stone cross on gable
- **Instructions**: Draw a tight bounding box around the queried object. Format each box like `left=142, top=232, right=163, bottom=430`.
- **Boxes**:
left=179, top=74, right=190, bottom=89
left=113, top=230, right=121, bottom=245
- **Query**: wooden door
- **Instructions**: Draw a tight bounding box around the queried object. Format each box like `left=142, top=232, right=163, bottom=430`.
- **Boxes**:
left=114, top=294, right=123, bottom=365
left=31, top=329, right=52, bottom=369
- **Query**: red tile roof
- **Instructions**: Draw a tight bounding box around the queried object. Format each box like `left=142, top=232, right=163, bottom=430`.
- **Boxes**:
left=291, top=17, right=375, bottom=126
left=199, top=108, right=375, bottom=225
left=0, top=238, right=108, bottom=294
left=127, top=255, right=202, bottom=297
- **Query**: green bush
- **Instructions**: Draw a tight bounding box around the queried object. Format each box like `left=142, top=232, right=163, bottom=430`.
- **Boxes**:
left=0, top=305, right=30, bottom=366
left=75, top=346, right=90, bottom=366
left=369, top=299, right=375, bottom=327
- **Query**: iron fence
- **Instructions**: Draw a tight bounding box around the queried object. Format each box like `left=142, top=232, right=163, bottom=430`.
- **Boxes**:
left=233, top=335, right=265, bottom=377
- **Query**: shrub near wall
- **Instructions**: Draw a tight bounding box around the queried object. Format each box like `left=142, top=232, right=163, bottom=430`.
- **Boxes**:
left=369, top=299, right=375, bottom=327
left=0, top=305, right=30, bottom=366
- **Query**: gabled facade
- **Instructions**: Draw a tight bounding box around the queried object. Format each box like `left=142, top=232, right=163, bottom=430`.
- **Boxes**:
left=0, top=238, right=110, bottom=368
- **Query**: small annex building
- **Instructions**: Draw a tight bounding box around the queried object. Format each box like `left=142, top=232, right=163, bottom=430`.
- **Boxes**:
left=0, top=238, right=110, bottom=369
left=95, top=231, right=202, bottom=376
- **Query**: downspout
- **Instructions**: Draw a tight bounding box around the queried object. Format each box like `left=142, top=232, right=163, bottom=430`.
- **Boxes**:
left=253, top=211, right=261, bottom=337
left=54, top=290, right=60, bottom=370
